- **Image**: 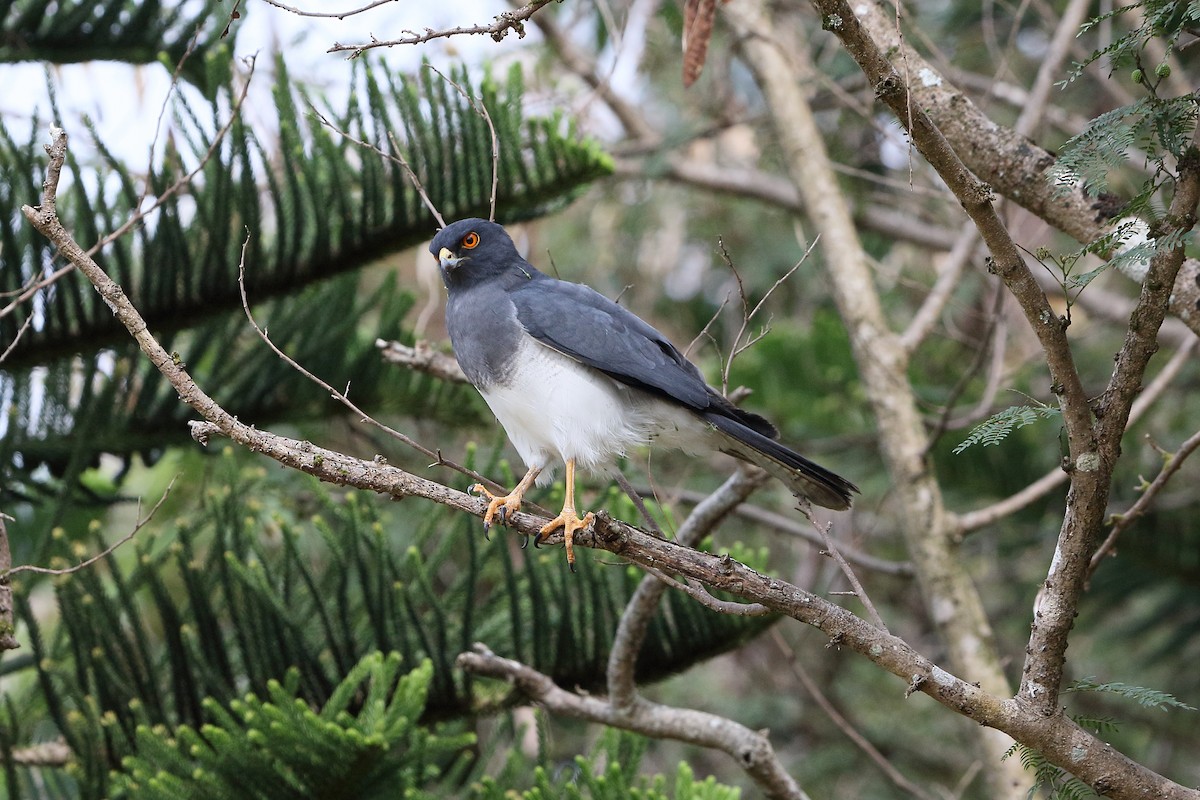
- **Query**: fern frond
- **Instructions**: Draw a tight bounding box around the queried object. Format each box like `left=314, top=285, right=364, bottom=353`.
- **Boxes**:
left=953, top=404, right=1061, bottom=455
left=1068, top=676, right=1198, bottom=711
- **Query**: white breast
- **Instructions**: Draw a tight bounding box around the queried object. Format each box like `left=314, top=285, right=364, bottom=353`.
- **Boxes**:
left=479, top=336, right=707, bottom=484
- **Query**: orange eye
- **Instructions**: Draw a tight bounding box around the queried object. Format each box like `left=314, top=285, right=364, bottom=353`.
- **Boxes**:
left=461, top=231, right=480, bottom=249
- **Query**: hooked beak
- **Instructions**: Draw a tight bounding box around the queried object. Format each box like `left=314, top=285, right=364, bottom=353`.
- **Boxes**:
left=438, top=246, right=464, bottom=271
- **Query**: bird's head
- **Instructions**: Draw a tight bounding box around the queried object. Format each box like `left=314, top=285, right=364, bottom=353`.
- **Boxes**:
left=429, top=218, right=529, bottom=289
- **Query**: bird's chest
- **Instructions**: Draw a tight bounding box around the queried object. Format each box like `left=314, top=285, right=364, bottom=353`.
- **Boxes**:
left=445, top=288, right=524, bottom=388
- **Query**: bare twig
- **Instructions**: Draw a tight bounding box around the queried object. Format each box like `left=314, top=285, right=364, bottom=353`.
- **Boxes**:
left=0, top=514, right=20, bottom=651
left=770, top=630, right=937, bottom=800
left=4, top=477, right=177, bottom=579
left=237, top=237, right=501, bottom=494
left=459, top=643, right=810, bottom=800
left=0, top=56, right=257, bottom=323
left=801, top=505, right=888, bottom=633
left=327, top=0, right=554, bottom=57
left=261, top=0, right=398, bottom=19
left=424, top=64, right=499, bottom=221
left=1089, top=425, right=1200, bottom=578
left=307, top=103, right=445, bottom=227
left=376, top=338, right=467, bottom=382
left=0, top=313, right=35, bottom=364
left=645, top=565, right=772, bottom=616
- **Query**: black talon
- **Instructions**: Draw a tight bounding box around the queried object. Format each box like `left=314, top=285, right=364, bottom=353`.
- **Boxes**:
left=482, top=522, right=491, bottom=541
left=520, top=534, right=530, bottom=549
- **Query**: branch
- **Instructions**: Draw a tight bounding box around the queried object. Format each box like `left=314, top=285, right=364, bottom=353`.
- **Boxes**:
left=459, top=643, right=810, bottom=800
left=1089, top=425, right=1200, bottom=577
left=607, top=467, right=767, bottom=709
left=376, top=338, right=468, bottom=383
left=327, top=0, right=554, bottom=57
left=4, top=478, right=177, bottom=579
left=0, top=515, right=19, bottom=651
left=847, top=0, right=1200, bottom=340
left=1020, top=131, right=1200, bottom=712
left=955, top=336, right=1198, bottom=535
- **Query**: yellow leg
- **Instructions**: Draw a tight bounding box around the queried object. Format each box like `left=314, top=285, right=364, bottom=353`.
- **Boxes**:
left=471, top=465, right=541, bottom=536
left=537, top=458, right=595, bottom=571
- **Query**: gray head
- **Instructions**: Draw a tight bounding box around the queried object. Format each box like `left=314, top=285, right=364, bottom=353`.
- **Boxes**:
left=429, top=218, right=532, bottom=289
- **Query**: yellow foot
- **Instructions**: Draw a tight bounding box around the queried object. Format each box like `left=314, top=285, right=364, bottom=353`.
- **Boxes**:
left=537, top=509, right=595, bottom=572
left=470, top=483, right=526, bottom=538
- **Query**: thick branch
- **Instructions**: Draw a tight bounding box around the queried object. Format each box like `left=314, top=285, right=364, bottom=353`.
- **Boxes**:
left=850, top=0, right=1200, bottom=339
left=722, top=2, right=1024, bottom=794
left=460, top=644, right=809, bottom=800
left=1020, top=139, right=1200, bottom=710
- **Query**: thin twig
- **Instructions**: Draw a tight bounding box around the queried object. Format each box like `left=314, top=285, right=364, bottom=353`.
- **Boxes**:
left=261, top=0, right=398, bottom=19
left=424, top=64, right=499, bottom=221
left=236, top=236, right=501, bottom=494
left=1089, top=425, right=1200, bottom=578
left=645, top=565, right=772, bottom=616
left=307, top=103, right=445, bottom=227
left=4, top=477, right=178, bottom=579
left=770, top=630, right=938, bottom=800
left=0, top=56, right=257, bottom=322
left=0, top=313, right=35, bottom=364
left=800, top=504, right=888, bottom=632
left=327, top=0, right=554, bottom=57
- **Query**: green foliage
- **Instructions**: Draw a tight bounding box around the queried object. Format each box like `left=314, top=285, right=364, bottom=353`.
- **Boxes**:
left=1067, top=676, right=1198, bottom=712
left=108, top=655, right=473, bottom=799
left=953, top=403, right=1061, bottom=455
left=1047, top=96, right=1199, bottom=201
left=470, top=728, right=741, bottom=800
left=1003, top=742, right=1098, bottom=800
left=4, top=455, right=773, bottom=797
left=0, top=0, right=234, bottom=94
left=1062, top=1, right=1200, bottom=87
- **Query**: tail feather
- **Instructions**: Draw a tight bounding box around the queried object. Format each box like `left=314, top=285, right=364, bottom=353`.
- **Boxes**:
left=703, top=412, right=858, bottom=510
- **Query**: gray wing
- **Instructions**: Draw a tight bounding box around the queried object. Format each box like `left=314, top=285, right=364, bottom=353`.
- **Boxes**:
left=509, top=275, right=714, bottom=410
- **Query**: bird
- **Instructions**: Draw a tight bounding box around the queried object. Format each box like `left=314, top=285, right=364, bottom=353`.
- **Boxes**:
left=430, top=218, right=857, bottom=568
